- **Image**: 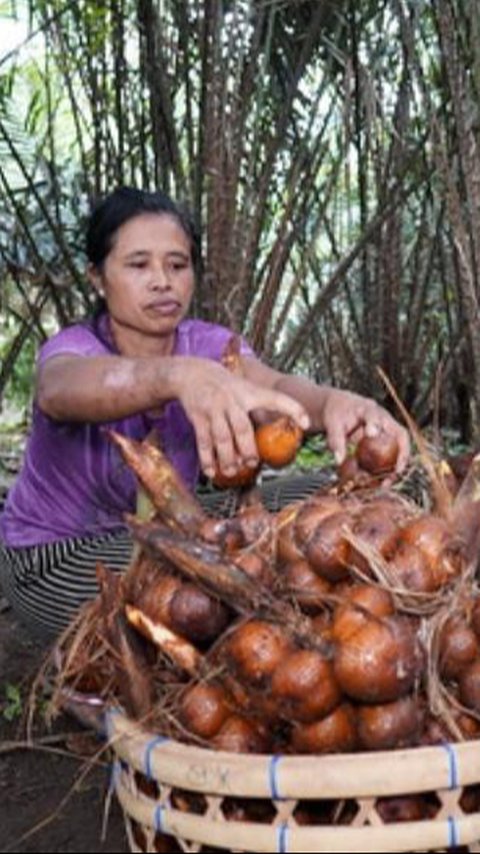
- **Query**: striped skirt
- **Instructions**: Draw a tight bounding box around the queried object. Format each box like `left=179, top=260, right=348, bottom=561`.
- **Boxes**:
left=0, top=470, right=333, bottom=638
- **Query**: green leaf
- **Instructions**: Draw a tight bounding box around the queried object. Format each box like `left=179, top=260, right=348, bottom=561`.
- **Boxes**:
left=2, top=681, right=23, bottom=721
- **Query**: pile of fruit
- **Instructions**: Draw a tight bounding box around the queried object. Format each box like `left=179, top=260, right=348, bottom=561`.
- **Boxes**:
left=49, top=414, right=480, bottom=763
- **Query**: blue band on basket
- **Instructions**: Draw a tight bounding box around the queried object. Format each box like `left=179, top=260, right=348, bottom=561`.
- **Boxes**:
left=109, top=760, right=121, bottom=792
left=442, top=743, right=459, bottom=789
left=447, top=815, right=460, bottom=848
left=277, top=823, right=289, bottom=853
left=104, top=709, right=114, bottom=740
left=269, top=755, right=283, bottom=800
left=154, top=804, right=165, bottom=834
left=144, top=736, right=169, bottom=779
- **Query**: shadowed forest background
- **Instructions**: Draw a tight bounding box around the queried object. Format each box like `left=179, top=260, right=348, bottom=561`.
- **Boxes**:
left=1, top=0, right=480, bottom=453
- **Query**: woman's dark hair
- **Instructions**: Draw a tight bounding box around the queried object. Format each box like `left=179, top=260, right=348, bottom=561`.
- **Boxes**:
left=86, top=186, right=201, bottom=274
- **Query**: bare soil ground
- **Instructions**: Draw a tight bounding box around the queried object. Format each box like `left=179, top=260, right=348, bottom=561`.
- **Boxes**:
left=0, top=603, right=129, bottom=853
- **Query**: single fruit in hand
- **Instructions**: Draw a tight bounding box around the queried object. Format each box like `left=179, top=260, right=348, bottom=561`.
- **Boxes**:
left=212, top=461, right=260, bottom=489
left=255, top=416, right=303, bottom=468
left=356, top=432, right=399, bottom=475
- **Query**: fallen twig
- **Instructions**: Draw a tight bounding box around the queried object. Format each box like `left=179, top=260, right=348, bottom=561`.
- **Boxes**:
left=0, top=730, right=106, bottom=760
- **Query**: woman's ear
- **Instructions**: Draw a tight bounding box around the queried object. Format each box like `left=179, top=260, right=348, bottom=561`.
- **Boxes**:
left=87, top=263, right=105, bottom=297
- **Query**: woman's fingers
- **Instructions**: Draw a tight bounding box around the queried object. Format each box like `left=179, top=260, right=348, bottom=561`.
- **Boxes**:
left=193, top=414, right=216, bottom=479
left=393, top=424, right=410, bottom=473
left=324, top=391, right=410, bottom=473
left=189, top=372, right=411, bottom=481
left=324, top=422, right=346, bottom=465
left=362, top=410, right=410, bottom=474
left=188, top=383, right=308, bottom=478
left=225, top=402, right=259, bottom=469
left=202, top=403, right=264, bottom=477
left=241, top=383, right=310, bottom=432
left=191, top=401, right=259, bottom=479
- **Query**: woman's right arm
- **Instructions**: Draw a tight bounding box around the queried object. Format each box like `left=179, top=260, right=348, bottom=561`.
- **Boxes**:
left=36, top=354, right=182, bottom=422
left=37, top=355, right=309, bottom=478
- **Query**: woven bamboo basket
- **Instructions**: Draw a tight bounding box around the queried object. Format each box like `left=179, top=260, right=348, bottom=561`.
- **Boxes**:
left=106, top=708, right=480, bottom=853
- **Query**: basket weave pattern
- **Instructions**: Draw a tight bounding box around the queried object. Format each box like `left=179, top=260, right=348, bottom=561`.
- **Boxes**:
left=108, top=710, right=480, bottom=853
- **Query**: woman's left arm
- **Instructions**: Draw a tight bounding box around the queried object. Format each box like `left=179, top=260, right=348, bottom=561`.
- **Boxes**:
left=240, top=357, right=410, bottom=473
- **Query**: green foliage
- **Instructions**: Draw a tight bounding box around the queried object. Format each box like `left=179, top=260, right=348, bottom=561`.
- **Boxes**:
left=2, top=681, right=23, bottom=722
left=4, top=333, right=36, bottom=410
left=296, top=435, right=335, bottom=470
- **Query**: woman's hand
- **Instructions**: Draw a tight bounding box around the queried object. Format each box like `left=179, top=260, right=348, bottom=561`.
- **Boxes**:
left=172, top=358, right=310, bottom=479
left=320, top=388, right=410, bottom=474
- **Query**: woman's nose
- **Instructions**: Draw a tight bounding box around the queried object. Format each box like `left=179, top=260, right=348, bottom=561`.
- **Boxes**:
left=148, top=264, right=170, bottom=290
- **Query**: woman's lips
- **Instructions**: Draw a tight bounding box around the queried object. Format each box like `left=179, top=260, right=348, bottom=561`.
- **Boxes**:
left=144, top=299, right=181, bottom=316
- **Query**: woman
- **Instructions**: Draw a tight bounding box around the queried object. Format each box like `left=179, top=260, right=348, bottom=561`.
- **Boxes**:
left=0, top=187, right=409, bottom=637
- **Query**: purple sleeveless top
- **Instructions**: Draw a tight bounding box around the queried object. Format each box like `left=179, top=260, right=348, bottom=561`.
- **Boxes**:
left=0, top=315, right=253, bottom=547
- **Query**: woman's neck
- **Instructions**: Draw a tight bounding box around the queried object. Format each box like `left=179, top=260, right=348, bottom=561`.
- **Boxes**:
left=108, top=315, right=178, bottom=358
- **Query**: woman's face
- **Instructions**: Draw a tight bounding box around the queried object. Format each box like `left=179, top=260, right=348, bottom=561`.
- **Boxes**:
left=90, top=212, right=195, bottom=353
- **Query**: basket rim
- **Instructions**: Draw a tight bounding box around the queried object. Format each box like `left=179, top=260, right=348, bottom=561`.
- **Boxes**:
left=107, top=707, right=480, bottom=800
